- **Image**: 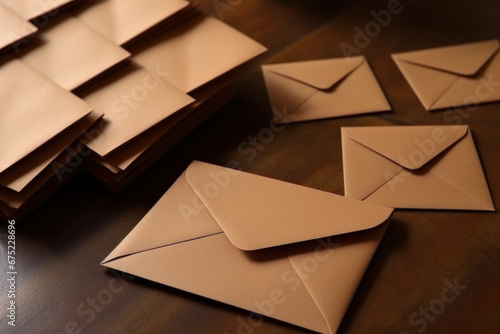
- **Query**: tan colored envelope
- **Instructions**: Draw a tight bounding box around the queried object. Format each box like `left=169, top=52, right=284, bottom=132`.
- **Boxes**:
left=130, top=14, right=267, bottom=93
left=0, top=0, right=75, bottom=20
left=73, top=0, right=190, bottom=45
left=0, top=57, right=92, bottom=173
left=0, top=3, right=37, bottom=51
left=102, top=161, right=393, bottom=334
left=342, top=125, right=495, bottom=210
left=18, top=14, right=130, bottom=91
left=262, top=56, right=391, bottom=124
left=0, top=112, right=102, bottom=209
left=0, top=111, right=103, bottom=192
left=392, top=40, right=500, bottom=110
left=97, top=73, right=236, bottom=172
left=81, top=62, right=194, bottom=157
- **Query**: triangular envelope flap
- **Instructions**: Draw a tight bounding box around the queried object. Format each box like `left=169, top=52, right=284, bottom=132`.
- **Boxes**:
left=264, top=56, right=364, bottom=90
left=394, top=40, right=500, bottom=76
left=185, top=161, right=393, bottom=251
left=102, top=170, right=223, bottom=264
left=343, top=125, right=468, bottom=170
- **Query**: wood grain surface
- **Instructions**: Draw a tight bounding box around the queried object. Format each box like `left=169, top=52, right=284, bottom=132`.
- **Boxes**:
left=1, top=0, right=499, bottom=333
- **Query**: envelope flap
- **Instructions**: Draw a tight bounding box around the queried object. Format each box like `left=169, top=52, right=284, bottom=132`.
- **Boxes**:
left=394, top=40, right=499, bottom=76
left=101, top=170, right=224, bottom=264
left=263, top=56, right=364, bottom=90
left=185, top=161, right=393, bottom=251
left=343, top=125, right=468, bottom=170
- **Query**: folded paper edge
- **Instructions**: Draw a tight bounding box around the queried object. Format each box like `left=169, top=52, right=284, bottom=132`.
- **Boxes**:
left=342, top=125, right=469, bottom=170
left=184, top=160, right=394, bottom=251
left=392, top=40, right=500, bottom=76
left=262, top=56, right=365, bottom=90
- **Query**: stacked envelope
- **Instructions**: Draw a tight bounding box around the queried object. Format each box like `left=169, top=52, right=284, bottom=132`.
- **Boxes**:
left=0, top=1, right=131, bottom=220
left=80, top=14, right=266, bottom=190
left=0, top=2, right=37, bottom=52
left=0, top=0, right=265, bottom=218
left=0, top=0, right=77, bottom=21
left=0, top=57, right=102, bottom=220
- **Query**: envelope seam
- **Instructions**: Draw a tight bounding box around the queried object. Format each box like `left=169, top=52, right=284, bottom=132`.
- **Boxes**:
left=345, top=129, right=466, bottom=170
left=102, top=231, right=224, bottom=264
left=267, top=60, right=362, bottom=91
left=428, top=170, right=493, bottom=209
left=398, top=58, right=486, bottom=77
left=287, top=257, right=333, bottom=334
left=289, top=89, right=322, bottom=113
left=428, top=75, right=460, bottom=109
left=346, top=135, right=408, bottom=169
left=362, top=169, right=407, bottom=201
left=395, top=58, right=460, bottom=110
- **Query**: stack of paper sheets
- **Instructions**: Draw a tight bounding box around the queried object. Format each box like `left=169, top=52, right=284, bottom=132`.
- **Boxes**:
left=0, top=0, right=266, bottom=220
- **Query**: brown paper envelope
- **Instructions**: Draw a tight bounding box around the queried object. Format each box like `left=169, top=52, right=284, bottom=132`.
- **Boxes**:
left=0, top=3, right=37, bottom=51
left=18, top=14, right=130, bottom=91
left=130, top=14, right=267, bottom=92
left=0, top=111, right=103, bottom=192
left=0, top=0, right=75, bottom=20
left=392, top=40, right=500, bottom=110
left=342, top=125, right=495, bottom=210
left=0, top=127, right=97, bottom=210
left=0, top=58, right=92, bottom=173
left=102, top=161, right=393, bottom=334
left=81, top=62, right=194, bottom=157
left=73, top=0, right=189, bottom=45
left=262, top=56, right=391, bottom=124
left=98, top=73, right=236, bottom=172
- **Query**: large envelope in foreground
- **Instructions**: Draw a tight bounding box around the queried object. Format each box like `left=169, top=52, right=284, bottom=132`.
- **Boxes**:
left=262, top=56, right=391, bottom=124
left=392, top=40, right=500, bottom=110
left=342, top=125, right=495, bottom=210
left=102, top=161, right=393, bottom=334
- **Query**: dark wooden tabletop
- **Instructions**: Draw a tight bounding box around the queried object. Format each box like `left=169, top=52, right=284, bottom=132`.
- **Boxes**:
left=1, top=0, right=500, bottom=333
